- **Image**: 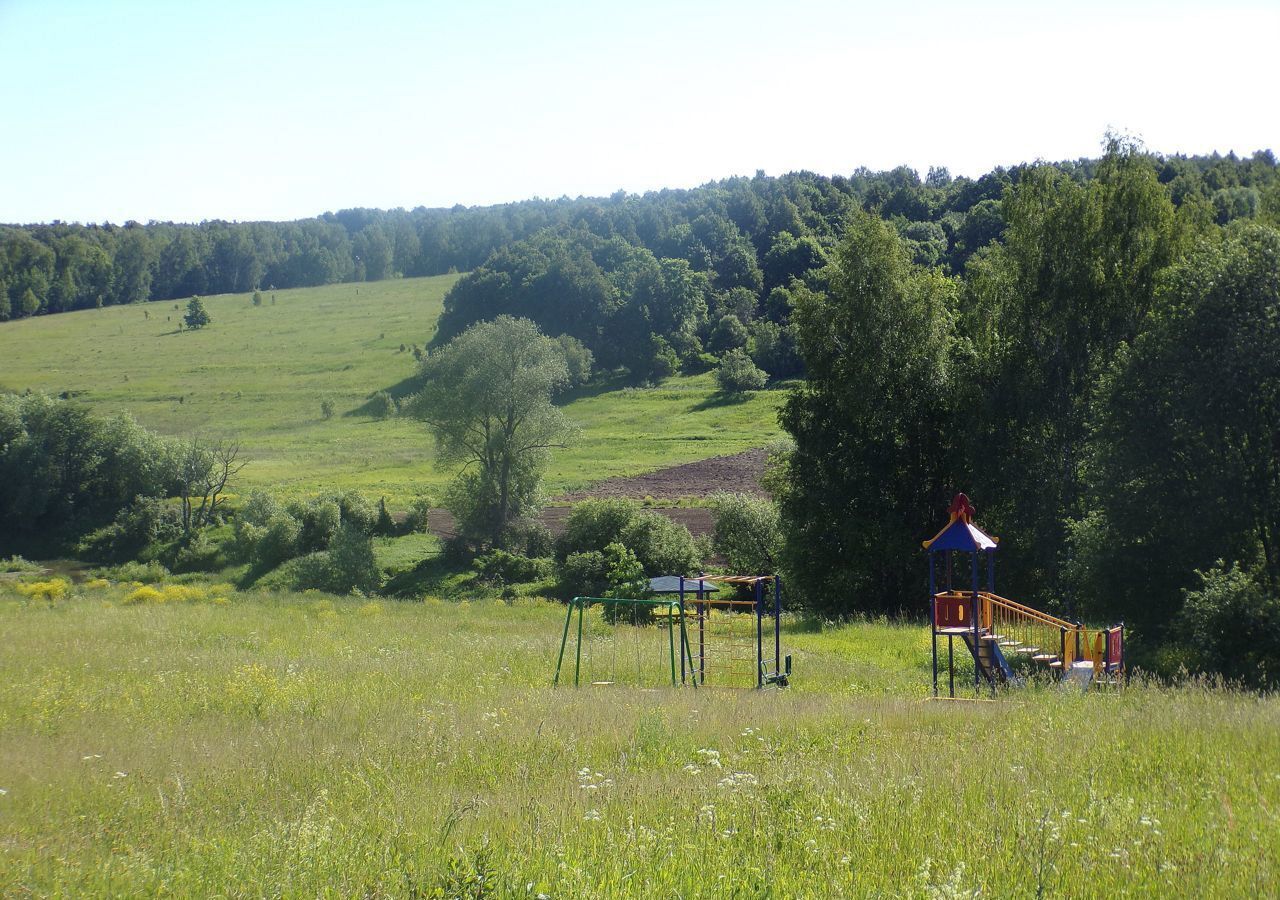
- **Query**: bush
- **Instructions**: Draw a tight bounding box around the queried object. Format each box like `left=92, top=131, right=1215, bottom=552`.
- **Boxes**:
left=715, top=348, right=768, bottom=393
left=554, top=499, right=642, bottom=563
left=78, top=495, right=181, bottom=563
left=709, top=492, right=782, bottom=576
left=560, top=550, right=609, bottom=598
left=320, top=400, right=334, bottom=420
left=371, top=390, right=396, bottom=419
left=326, top=524, right=382, bottom=594
left=519, top=522, right=554, bottom=558
left=166, top=530, right=225, bottom=573
left=554, top=499, right=702, bottom=596
left=291, top=499, right=341, bottom=553
left=709, top=314, right=749, bottom=353
left=333, top=491, right=377, bottom=534
left=474, top=550, right=553, bottom=584
left=556, top=334, right=594, bottom=388
left=91, top=559, right=170, bottom=583
left=403, top=497, right=434, bottom=534
left=376, top=497, right=395, bottom=536
left=1178, top=561, right=1280, bottom=689
left=0, top=555, right=41, bottom=574
left=253, top=514, right=301, bottom=569
left=619, top=511, right=701, bottom=577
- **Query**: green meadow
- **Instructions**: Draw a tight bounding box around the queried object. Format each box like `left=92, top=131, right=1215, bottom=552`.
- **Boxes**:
left=0, top=277, right=786, bottom=503
left=1, top=582, right=1277, bottom=897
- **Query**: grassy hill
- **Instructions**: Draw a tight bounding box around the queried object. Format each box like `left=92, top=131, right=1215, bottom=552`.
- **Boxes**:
left=0, top=276, right=786, bottom=504
left=2, top=583, right=1276, bottom=895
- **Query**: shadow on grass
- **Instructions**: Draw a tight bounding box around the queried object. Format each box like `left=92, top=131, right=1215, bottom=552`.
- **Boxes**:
left=382, top=552, right=474, bottom=598
left=345, top=372, right=426, bottom=418
left=687, top=391, right=755, bottom=412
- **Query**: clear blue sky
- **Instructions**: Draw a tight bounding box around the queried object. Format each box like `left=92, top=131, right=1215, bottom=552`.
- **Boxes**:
left=2, top=0, right=1275, bottom=224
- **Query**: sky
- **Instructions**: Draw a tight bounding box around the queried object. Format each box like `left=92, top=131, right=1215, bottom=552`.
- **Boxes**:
left=1, top=0, right=1276, bottom=225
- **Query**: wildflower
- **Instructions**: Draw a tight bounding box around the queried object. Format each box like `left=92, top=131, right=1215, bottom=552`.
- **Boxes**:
left=683, top=764, right=702, bottom=775
left=583, top=809, right=602, bottom=822
left=114, top=771, right=128, bottom=778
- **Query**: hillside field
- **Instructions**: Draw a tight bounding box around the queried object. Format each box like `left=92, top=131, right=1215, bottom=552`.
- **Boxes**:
left=0, top=276, right=786, bottom=504
left=1, top=584, right=1276, bottom=897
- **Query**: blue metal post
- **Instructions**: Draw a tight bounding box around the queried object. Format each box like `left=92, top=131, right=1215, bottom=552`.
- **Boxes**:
left=747, top=578, right=757, bottom=691
left=971, top=551, right=981, bottom=692
left=929, top=549, right=938, bottom=697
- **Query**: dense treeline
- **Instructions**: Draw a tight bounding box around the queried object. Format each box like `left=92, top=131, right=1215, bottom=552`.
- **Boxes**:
left=3, top=150, right=1275, bottom=330
left=772, top=139, right=1280, bottom=685
left=431, top=149, right=1277, bottom=383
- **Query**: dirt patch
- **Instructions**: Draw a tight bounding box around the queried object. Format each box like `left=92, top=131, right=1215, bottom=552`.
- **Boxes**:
left=557, top=448, right=769, bottom=503
left=423, top=447, right=772, bottom=542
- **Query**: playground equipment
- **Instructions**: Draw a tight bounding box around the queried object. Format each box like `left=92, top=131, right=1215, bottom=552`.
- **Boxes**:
left=925, top=494, right=1124, bottom=696
left=552, top=574, right=790, bottom=689
left=676, top=575, right=790, bottom=689
left=553, top=596, right=698, bottom=688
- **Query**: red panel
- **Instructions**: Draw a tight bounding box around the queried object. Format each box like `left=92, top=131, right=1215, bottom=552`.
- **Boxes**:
left=1108, top=628, right=1123, bottom=670
left=934, top=594, right=971, bottom=629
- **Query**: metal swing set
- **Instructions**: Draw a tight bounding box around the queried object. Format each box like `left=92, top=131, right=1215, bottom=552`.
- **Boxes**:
left=552, top=574, right=791, bottom=689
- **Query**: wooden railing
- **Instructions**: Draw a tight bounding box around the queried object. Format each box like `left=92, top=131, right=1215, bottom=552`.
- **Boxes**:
left=933, top=591, right=1124, bottom=677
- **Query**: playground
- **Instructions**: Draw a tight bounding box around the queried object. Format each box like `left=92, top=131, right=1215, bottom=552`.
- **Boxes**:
left=550, top=493, right=1125, bottom=698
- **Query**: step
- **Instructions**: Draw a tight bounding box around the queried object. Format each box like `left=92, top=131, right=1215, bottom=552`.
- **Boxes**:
left=1032, top=654, right=1059, bottom=663
left=1013, top=647, right=1041, bottom=654
left=1049, top=660, right=1063, bottom=669
left=998, top=640, right=1021, bottom=647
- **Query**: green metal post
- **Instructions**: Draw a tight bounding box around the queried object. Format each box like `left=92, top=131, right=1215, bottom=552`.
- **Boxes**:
left=553, top=600, right=574, bottom=685
left=574, top=599, right=585, bottom=687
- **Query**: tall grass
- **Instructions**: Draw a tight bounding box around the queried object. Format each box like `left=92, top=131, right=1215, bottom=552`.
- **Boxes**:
left=1, top=583, right=1276, bottom=896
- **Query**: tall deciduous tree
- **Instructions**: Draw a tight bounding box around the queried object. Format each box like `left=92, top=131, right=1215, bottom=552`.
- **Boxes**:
left=408, top=316, right=577, bottom=547
left=777, top=212, right=958, bottom=613
left=1069, top=223, right=1280, bottom=639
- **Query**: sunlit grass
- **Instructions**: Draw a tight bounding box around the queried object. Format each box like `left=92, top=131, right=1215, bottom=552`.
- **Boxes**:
left=0, top=277, right=786, bottom=504
left=1, top=581, right=1275, bottom=896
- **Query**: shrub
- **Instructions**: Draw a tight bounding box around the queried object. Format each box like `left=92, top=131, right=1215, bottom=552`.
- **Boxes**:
left=709, top=492, right=782, bottom=575
left=619, top=511, right=701, bottom=577
left=715, top=348, right=768, bottom=393
left=1178, top=561, right=1280, bottom=689
left=326, top=524, right=382, bottom=594
left=333, top=491, right=377, bottom=534
left=555, top=498, right=701, bottom=577
left=253, top=514, right=301, bottom=569
left=320, top=400, right=334, bottom=420
left=554, top=499, right=642, bottom=563
left=371, top=390, right=396, bottom=419
left=291, top=499, right=341, bottom=553
left=559, top=550, right=608, bottom=598
left=376, top=498, right=395, bottom=536
left=252, top=291, right=263, bottom=306
left=92, top=559, right=170, bottom=583
left=15, top=578, right=69, bottom=602
left=709, top=314, right=749, bottom=353
left=78, top=495, right=181, bottom=563
left=0, top=555, right=41, bottom=574
left=556, top=334, right=594, bottom=387
left=166, top=530, right=225, bottom=573
left=519, top=522, right=554, bottom=558
left=403, top=497, right=434, bottom=534
left=474, top=549, right=553, bottom=584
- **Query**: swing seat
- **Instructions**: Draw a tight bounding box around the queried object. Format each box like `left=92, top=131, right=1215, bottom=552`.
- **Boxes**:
left=590, top=680, right=616, bottom=686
